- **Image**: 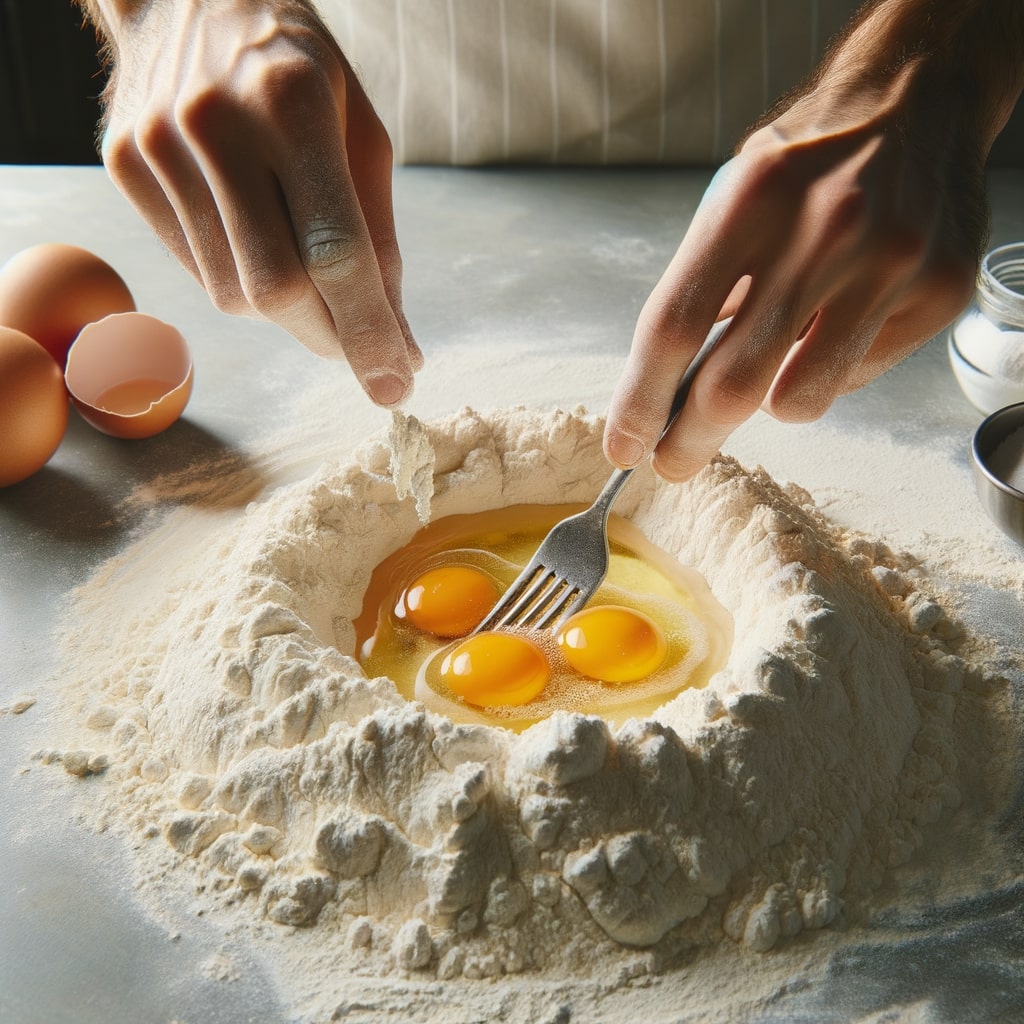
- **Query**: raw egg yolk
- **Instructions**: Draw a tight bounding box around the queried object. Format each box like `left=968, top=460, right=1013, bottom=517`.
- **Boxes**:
left=398, top=565, right=499, bottom=637
left=440, top=633, right=549, bottom=707
left=556, top=606, right=668, bottom=683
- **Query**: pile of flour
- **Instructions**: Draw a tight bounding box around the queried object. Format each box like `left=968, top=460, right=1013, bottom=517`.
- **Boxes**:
left=49, top=404, right=1007, bottom=985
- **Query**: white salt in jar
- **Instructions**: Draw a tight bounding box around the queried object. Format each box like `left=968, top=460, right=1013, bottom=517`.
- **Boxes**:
left=949, top=242, right=1024, bottom=414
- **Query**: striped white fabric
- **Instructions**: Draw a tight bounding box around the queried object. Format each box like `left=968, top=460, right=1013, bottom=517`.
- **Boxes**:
left=320, top=0, right=862, bottom=165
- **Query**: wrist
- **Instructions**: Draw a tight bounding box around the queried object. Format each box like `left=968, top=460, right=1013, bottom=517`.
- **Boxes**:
left=825, top=0, right=1024, bottom=154
left=76, top=0, right=150, bottom=36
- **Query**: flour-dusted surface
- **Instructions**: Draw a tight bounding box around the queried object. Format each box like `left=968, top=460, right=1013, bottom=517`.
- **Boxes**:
left=3, top=165, right=1023, bottom=1024
left=46, top=405, right=1013, bottom=1021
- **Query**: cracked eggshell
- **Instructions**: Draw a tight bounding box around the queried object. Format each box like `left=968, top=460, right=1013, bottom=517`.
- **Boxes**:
left=65, top=312, right=193, bottom=440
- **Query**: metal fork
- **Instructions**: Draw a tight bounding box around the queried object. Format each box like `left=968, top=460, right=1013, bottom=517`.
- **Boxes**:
left=474, top=318, right=731, bottom=634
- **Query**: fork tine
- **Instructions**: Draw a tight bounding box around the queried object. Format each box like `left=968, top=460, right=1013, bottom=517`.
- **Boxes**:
left=543, top=587, right=590, bottom=633
left=494, top=569, right=561, bottom=629
left=473, top=560, right=544, bottom=633
left=533, top=584, right=582, bottom=631
left=516, top=576, right=571, bottom=628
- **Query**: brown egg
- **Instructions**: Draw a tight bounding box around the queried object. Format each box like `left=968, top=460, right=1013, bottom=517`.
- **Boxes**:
left=65, top=312, right=193, bottom=440
left=0, top=243, right=135, bottom=366
left=0, top=326, right=69, bottom=486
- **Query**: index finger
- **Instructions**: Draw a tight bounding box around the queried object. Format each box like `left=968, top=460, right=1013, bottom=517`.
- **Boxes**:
left=265, top=56, right=417, bottom=405
left=603, top=168, right=751, bottom=469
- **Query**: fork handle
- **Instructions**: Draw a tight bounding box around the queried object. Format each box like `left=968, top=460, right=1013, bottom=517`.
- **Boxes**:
left=593, top=317, right=733, bottom=523
left=662, top=315, right=733, bottom=439
left=591, top=466, right=635, bottom=525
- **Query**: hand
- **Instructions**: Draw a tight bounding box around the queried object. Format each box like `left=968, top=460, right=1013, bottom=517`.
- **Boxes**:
left=92, top=0, right=421, bottom=406
left=604, top=0, right=1021, bottom=481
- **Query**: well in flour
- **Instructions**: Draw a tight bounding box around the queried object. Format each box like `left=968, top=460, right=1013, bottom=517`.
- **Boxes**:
left=49, top=406, right=1008, bottom=979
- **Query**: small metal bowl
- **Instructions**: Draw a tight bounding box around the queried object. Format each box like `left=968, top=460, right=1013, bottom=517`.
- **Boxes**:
left=972, top=402, right=1024, bottom=545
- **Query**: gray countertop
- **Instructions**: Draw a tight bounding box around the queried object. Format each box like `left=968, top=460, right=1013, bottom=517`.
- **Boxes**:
left=1, top=164, right=1023, bottom=1024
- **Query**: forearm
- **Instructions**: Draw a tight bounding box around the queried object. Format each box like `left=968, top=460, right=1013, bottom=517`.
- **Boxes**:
left=73, top=0, right=147, bottom=45
left=828, top=0, right=1024, bottom=149
left=74, top=0, right=326, bottom=60
left=777, top=0, right=1024, bottom=155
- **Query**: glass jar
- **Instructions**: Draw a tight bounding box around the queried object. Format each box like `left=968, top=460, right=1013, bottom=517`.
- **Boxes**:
left=949, top=242, right=1024, bottom=414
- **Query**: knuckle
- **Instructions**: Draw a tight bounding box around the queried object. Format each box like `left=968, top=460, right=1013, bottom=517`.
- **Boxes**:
left=241, top=265, right=308, bottom=318
left=696, top=368, right=765, bottom=427
left=257, top=52, right=334, bottom=119
left=736, top=138, right=805, bottom=201
left=824, top=185, right=870, bottom=241
left=133, top=108, right=180, bottom=163
left=205, top=276, right=249, bottom=316
left=766, top=380, right=834, bottom=423
left=635, top=309, right=680, bottom=354
left=635, top=297, right=701, bottom=362
left=300, top=227, right=362, bottom=281
left=174, top=86, right=230, bottom=140
left=101, top=127, right=141, bottom=181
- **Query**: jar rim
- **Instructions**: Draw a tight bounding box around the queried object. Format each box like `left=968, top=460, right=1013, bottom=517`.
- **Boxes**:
left=982, top=243, right=1024, bottom=297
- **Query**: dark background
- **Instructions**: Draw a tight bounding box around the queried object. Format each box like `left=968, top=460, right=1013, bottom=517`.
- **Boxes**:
left=1, top=0, right=105, bottom=164
left=2, top=0, right=1023, bottom=167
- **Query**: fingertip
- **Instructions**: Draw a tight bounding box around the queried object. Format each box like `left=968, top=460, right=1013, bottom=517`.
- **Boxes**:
left=604, top=427, right=646, bottom=470
left=650, top=450, right=697, bottom=483
left=365, top=370, right=414, bottom=407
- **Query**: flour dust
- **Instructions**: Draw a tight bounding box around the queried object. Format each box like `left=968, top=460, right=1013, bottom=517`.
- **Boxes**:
left=35, top=402, right=1018, bottom=1023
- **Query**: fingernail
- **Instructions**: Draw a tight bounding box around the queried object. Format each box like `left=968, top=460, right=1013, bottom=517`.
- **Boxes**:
left=607, top=429, right=645, bottom=468
left=366, top=372, right=412, bottom=407
left=651, top=452, right=691, bottom=483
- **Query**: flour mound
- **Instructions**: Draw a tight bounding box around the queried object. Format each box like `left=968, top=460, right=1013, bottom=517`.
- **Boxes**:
left=54, top=406, right=1000, bottom=976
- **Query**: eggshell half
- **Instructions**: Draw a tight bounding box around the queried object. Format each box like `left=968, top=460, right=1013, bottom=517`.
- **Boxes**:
left=65, top=313, right=193, bottom=440
left=0, top=243, right=135, bottom=366
left=0, top=325, right=69, bottom=486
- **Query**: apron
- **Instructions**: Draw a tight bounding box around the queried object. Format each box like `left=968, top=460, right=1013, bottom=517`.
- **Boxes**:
left=320, top=0, right=862, bottom=165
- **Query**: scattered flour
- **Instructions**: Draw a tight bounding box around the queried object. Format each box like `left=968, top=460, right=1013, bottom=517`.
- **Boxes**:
left=46, top=404, right=1011, bottom=1019
left=1, top=694, right=37, bottom=716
